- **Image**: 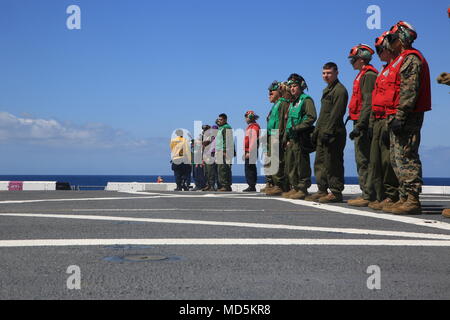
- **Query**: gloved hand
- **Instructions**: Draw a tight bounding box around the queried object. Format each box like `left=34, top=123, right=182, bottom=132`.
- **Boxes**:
left=349, top=128, right=361, bottom=140
left=367, top=127, right=373, bottom=140
left=321, top=133, right=334, bottom=145
left=389, top=118, right=404, bottom=135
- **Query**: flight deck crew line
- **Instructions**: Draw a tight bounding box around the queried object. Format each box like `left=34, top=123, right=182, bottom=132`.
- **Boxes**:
left=169, top=19, right=439, bottom=218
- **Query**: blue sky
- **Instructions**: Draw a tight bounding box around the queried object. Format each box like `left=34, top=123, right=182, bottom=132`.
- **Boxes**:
left=0, top=0, right=449, bottom=176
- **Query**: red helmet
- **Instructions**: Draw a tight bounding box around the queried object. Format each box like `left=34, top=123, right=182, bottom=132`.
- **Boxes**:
left=348, top=44, right=375, bottom=58
left=375, top=31, right=391, bottom=54
left=245, top=110, right=258, bottom=120
left=348, top=44, right=374, bottom=64
left=388, top=21, right=417, bottom=43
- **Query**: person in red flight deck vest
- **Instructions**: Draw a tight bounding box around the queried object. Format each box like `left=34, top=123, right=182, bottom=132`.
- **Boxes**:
left=365, top=31, right=401, bottom=213
left=382, top=21, right=432, bottom=215
left=346, top=44, right=379, bottom=208
left=243, top=110, right=261, bottom=192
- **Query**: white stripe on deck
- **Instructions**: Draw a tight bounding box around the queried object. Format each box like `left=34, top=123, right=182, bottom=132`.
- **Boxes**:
left=1, top=213, right=450, bottom=240
left=0, top=196, right=161, bottom=204
left=73, top=208, right=265, bottom=212
left=1, top=238, right=450, bottom=248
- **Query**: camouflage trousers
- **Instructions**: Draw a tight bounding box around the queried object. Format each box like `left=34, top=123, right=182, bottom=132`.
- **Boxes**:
left=389, top=113, right=424, bottom=199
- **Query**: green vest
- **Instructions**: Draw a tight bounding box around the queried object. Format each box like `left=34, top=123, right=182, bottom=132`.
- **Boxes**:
left=216, top=123, right=232, bottom=151
left=267, top=98, right=288, bottom=134
left=286, top=94, right=310, bottom=138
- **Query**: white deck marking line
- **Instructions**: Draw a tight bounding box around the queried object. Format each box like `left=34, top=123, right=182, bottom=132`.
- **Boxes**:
left=1, top=238, right=450, bottom=248
left=0, top=196, right=160, bottom=204
left=420, top=195, right=450, bottom=198
left=1, top=213, right=450, bottom=240
left=412, top=199, right=450, bottom=202
left=120, top=192, right=450, bottom=232
left=274, top=198, right=450, bottom=232
left=73, top=209, right=265, bottom=212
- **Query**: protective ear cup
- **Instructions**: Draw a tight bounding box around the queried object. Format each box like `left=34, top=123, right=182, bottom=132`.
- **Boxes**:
left=299, top=77, right=308, bottom=91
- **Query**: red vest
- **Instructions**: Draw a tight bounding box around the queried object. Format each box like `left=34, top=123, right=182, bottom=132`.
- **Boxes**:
left=372, top=48, right=431, bottom=118
left=403, top=49, right=432, bottom=113
left=348, top=65, right=378, bottom=121
left=244, top=122, right=260, bottom=153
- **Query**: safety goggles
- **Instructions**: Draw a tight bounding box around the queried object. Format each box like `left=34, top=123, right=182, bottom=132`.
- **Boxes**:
left=348, top=44, right=375, bottom=58
left=374, top=31, right=390, bottom=54
left=348, top=56, right=358, bottom=65
left=375, top=46, right=384, bottom=55
left=386, top=32, right=399, bottom=44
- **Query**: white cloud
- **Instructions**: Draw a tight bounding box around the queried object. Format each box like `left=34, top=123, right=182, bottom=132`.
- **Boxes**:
left=0, top=111, right=161, bottom=150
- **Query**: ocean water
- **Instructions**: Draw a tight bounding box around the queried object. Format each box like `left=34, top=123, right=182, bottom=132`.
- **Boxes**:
left=1, top=175, right=449, bottom=190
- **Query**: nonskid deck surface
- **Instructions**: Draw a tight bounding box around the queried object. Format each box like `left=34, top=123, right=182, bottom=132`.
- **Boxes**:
left=0, top=190, right=449, bottom=299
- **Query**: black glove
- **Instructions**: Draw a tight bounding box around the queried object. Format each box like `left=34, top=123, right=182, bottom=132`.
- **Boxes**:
left=367, top=127, right=373, bottom=140
left=321, top=133, right=334, bottom=145
left=349, top=128, right=361, bottom=140
left=389, top=118, right=404, bottom=135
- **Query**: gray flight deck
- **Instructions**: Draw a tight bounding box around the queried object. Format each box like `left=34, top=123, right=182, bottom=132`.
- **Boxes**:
left=0, top=190, right=449, bottom=300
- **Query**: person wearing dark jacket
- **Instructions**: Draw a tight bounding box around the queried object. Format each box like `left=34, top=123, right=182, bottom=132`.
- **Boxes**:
left=306, top=62, right=348, bottom=203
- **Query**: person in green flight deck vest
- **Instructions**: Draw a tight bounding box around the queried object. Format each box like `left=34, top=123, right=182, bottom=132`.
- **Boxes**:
left=215, top=113, right=233, bottom=192
left=264, top=81, right=291, bottom=196
left=282, top=74, right=317, bottom=200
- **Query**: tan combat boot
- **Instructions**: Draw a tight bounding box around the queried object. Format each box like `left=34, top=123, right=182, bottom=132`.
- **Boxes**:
left=318, top=193, right=343, bottom=204
left=348, top=197, right=370, bottom=207
left=368, top=200, right=382, bottom=210
left=305, top=191, right=328, bottom=202
left=265, top=186, right=283, bottom=196
left=282, top=189, right=297, bottom=198
left=289, top=190, right=308, bottom=200
left=260, top=183, right=272, bottom=193
left=442, top=209, right=450, bottom=218
left=382, top=197, right=406, bottom=213
left=380, top=198, right=396, bottom=211
left=391, top=194, right=422, bottom=215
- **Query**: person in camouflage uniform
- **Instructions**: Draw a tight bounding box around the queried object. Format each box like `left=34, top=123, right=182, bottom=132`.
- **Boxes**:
left=384, top=21, right=432, bottom=215
left=264, top=81, right=291, bottom=196
left=306, top=62, right=348, bottom=203
left=282, top=74, right=317, bottom=200
left=346, top=44, right=379, bottom=207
